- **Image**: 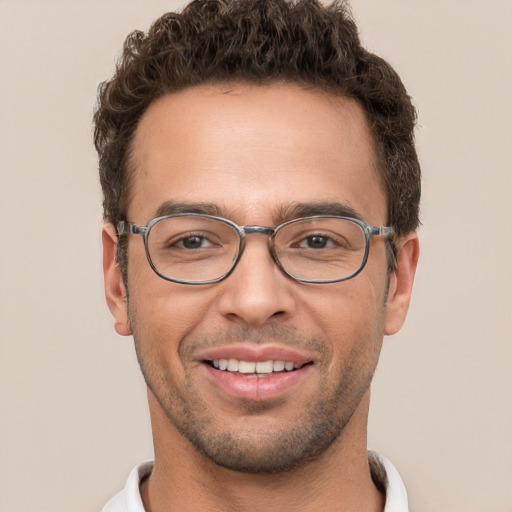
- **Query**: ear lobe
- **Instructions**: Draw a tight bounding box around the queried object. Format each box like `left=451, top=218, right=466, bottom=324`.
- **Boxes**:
left=384, top=232, right=419, bottom=336
left=102, top=223, right=132, bottom=336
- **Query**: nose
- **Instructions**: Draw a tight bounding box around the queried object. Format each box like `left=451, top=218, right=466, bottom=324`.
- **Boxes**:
left=217, top=236, right=297, bottom=326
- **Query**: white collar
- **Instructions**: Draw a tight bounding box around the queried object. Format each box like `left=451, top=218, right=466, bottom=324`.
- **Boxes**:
left=102, top=452, right=408, bottom=511
left=369, top=451, right=409, bottom=512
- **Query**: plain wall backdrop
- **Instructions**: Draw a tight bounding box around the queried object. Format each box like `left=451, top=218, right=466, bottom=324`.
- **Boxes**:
left=1, top=1, right=511, bottom=511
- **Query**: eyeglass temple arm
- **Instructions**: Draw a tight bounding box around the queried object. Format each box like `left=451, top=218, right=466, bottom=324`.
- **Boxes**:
left=369, top=225, right=395, bottom=238
left=117, top=221, right=148, bottom=236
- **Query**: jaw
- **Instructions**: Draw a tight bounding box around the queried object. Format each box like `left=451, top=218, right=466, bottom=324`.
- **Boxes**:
left=144, top=387, right=379, bottom=512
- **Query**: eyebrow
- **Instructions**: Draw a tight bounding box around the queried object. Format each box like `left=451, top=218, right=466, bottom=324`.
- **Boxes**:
left=277, top=202, right=362, bottom=222
left=154, top=201, right=226, bottom=218
left=153, top=200, right=362, bottom=224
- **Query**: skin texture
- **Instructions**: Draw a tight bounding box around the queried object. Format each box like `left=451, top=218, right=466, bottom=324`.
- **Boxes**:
left=103, top=84, right=419, bottom=511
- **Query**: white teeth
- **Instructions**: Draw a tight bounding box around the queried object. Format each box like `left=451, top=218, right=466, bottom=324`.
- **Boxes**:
left=256, top=360, right=273, bottom=373
left=227, top=359, right=239, bottom=372
left=211, top=359, right=305, bottom=374
left=238, top=361, right=256, bottom=373
left=273, top=360, right=285, bottom=371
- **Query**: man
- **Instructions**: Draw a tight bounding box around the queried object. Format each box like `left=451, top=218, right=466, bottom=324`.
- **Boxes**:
left=94, top=0, right=420, bottom=510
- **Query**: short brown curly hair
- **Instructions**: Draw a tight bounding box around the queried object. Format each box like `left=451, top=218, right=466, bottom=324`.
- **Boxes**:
left=93, top=0, right=420, bottom=274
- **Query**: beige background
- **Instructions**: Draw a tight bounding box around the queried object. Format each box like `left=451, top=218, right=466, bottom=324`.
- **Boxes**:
left=1, top=1, right=511, bottom=511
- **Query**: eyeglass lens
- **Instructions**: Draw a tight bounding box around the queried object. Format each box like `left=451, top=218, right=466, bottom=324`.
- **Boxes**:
left=147, top=216, right=367, bottom=283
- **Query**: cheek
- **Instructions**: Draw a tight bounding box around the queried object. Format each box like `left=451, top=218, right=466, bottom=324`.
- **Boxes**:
left=302, top=274, right=386, bottom=328
left=128, top=288, right=211, bottom=396
left=298, top=276, right=387, bottom=364
left=127, top=254, right=218, bottom=367
left=128, top=244, right=212, bottom=322
left=130, top=285, right=214, bottom=342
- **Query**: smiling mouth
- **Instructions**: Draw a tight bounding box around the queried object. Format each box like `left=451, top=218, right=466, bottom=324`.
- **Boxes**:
left=205, top=359, right=313, bottom=377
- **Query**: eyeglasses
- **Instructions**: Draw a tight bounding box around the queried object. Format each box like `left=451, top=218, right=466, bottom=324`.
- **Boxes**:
left=117, top=214, right=394, bottom=285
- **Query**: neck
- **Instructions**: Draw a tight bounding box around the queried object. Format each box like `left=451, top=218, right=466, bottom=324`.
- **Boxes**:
left=141, top=390, right=384, bottom=512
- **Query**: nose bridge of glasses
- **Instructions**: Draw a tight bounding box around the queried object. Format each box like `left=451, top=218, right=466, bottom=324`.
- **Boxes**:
left=234, top=225, right=280, bottom=277
left=240, top=225, right=275, bottom=237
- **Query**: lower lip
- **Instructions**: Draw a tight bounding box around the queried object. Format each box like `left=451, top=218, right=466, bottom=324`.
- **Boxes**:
left=202, top=364, right=312, bottom=401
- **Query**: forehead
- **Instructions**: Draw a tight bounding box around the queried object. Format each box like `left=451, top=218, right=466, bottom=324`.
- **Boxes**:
left=128, top=83, right=386, bottom=224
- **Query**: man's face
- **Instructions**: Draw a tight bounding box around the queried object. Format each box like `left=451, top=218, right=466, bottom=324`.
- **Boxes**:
left=104, top=84, right=416, bottom=473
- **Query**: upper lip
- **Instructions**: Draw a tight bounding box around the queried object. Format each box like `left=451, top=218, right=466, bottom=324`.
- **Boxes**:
left=196, top=344, right=315, bottom=365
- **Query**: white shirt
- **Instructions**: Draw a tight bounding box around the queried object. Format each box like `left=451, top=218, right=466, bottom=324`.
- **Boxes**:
left=102, top=451, right=408, bottom=512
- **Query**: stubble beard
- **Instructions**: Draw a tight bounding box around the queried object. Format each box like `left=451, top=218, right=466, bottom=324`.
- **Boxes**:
left=131, top=321, right=382, bottom=475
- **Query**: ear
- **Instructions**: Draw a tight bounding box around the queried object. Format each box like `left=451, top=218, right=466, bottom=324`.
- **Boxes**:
left=102, top=223, right=132, bottom=336
left=384, top=232, right=419, bottom=335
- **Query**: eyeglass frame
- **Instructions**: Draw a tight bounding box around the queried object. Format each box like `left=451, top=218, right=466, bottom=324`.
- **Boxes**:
left=117, top=213, right=395, bottom=285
